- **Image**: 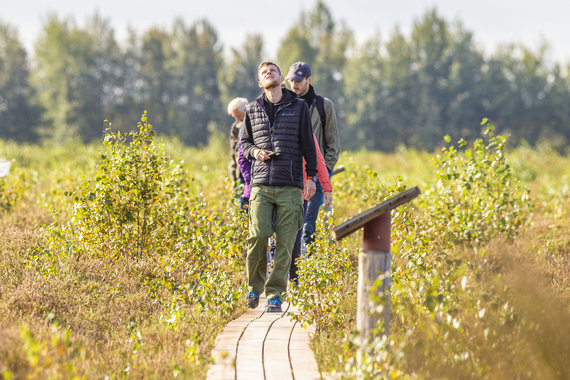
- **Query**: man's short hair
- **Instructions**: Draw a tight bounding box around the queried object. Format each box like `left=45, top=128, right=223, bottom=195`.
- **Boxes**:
left=227, top=97, right=248, bottom=114
left=257, top=61, right=281, bottom=76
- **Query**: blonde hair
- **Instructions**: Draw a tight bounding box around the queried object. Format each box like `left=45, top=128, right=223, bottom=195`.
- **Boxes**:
left=227, top=97, right=248, bottom=114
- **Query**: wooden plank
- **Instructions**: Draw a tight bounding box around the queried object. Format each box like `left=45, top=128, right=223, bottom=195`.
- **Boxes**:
left=208, top=296, right=267, bottom=380
left=208, top=296, right=320, bottom=380
left=235, top=321, right=266, bottom=380
left=264, top=315, right=294, bottom=380
left=289, top=321, right=320, bottom=380
left=208, top=325, right=242, bottom=380
left=333, top=186, right=420, bottom=240
left=235, top=302, right=289, bottom=380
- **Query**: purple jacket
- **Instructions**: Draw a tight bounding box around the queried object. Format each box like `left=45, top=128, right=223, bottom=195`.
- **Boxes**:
left=238, top=145, right=252, bottom=199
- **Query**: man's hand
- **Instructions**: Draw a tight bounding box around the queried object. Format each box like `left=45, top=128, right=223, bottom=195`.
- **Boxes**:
left=303, top=178, right=316, bottom=199
left=254, top=149, right=271, bottom=161
left=323, top=191, right=333, bottom=206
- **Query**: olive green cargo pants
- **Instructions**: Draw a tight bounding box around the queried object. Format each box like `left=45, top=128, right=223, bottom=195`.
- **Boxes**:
left=246, top=185, right=304, bottom=301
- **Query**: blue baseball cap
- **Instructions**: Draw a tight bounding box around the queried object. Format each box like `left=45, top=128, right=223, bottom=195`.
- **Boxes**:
left=285, top=62, right=312, bottom=81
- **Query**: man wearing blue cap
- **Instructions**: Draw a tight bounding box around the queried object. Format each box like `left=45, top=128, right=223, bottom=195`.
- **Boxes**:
left=286, top=62, right=340, bottom=251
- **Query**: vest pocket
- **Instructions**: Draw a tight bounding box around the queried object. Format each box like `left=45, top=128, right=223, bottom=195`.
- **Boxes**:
left=270, top=158, right=295, bottom=184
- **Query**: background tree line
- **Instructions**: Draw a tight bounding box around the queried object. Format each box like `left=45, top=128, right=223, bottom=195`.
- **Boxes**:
left=1, top=1, right=570, bottom=151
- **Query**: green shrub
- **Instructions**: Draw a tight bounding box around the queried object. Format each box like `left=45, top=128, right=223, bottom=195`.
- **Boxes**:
left=423, top=119, right=533, bottom=247
left=289, top=226, right=357, bottom=331
left=20, top=112, right=247, bottom=377
left=341, top=121, right=536, bottom=378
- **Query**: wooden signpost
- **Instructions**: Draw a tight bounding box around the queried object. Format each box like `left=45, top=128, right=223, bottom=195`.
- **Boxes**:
left=333, top=186, right=421, bottom=343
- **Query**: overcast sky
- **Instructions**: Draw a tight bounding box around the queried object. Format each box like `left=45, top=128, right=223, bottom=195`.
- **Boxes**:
left=4, top=0, right=570, bottom=64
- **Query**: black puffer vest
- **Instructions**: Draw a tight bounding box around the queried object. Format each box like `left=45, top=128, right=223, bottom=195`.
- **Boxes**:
left=246, top=91, right=305, bottom=188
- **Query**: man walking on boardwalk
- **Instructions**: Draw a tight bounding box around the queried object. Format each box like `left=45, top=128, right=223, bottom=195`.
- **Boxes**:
left=227, top=97, right=248, bottom=187
left=286, top=62, right=340, bottom=251
left=240, top=61, right=317, bottom=312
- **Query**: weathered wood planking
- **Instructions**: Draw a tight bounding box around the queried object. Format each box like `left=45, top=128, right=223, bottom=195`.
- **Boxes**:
left=207, top=294, right=320, bottom=380
left=264, top=315, right=294, bottom=380
left=289, top=321, right=319, bottom=380
left=236, top=309, right=286, bottom=380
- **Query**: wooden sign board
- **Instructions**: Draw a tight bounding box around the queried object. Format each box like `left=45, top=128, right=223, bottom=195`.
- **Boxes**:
left=333, top=186, right=420, bottom=240
left=0, top=160, right=11, bottom=178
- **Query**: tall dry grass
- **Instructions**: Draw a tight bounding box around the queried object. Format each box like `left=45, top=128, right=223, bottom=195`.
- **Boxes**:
left=0, top=135, right=568, bottom=378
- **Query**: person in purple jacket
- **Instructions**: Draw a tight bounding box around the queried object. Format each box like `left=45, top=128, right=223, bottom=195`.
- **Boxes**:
left=237, top=144, right=251, bottom=211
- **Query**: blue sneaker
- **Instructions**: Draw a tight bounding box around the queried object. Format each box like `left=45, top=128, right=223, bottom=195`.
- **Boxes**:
left=245, top=292, right=259, bottom=309
left=265, top=297, right=282, bottom=313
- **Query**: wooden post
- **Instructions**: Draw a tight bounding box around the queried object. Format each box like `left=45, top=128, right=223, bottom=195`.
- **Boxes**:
left=358, top=211, right=392, bottom=341
left=333, top=187, right=420, bottom=345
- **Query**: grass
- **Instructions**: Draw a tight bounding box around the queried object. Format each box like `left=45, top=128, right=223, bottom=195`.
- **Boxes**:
left=0, top=134, right=568, bottom=378
left=0, top=208, right=228, bottom=378
left=0, top=134, right=246, bottom=378
left=309, top=143, right=570, bottom=378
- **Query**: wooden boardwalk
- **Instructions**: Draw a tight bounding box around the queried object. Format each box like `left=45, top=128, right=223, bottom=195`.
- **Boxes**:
left=207, top=295, right=321, bottom=380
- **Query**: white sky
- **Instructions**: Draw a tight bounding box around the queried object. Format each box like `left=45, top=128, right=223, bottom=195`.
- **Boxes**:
left=4, top=0, right=570, bottom=65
